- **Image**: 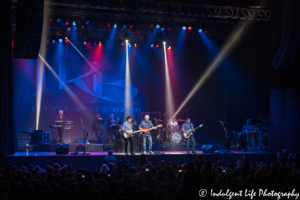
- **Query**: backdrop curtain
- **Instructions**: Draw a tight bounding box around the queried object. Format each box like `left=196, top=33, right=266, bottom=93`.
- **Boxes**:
left=0, top=0, right=15, bottom=155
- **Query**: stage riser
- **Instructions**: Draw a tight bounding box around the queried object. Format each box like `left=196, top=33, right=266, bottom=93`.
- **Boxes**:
left=40, top=144, right=202, bottom=152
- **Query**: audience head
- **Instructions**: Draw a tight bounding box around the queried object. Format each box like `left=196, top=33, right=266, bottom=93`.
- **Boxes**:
left=108, top=150, right=113, bottom=156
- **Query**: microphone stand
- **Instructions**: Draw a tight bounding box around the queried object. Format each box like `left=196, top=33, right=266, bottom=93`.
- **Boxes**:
left=79, top=118, right=90, bottom=156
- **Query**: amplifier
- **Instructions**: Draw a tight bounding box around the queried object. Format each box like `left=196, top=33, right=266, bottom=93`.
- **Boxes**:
left=201, top=144, right=215, bottom=153
left=55, top=143, right=69, bottom=155
left=42, top=132, right=52, bottom=144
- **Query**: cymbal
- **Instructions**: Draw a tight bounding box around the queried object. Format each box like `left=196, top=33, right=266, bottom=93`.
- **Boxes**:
left=176, top=119, right=185, bottom=122
left=156, top=119, right=163, bottom=121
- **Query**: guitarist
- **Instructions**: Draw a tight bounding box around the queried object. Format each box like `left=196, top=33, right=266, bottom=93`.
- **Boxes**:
left=139, top=115, right=155, bottom=154
left=182, top=117, right=196, bottom=154
left=122, top=116, right=135, bottom=155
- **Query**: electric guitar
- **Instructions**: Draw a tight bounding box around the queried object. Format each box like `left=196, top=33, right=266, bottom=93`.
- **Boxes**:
left=183, top=124, right=203, bottom=138
left=122, top=130, right=143, bottom=138
left=140, top=125, right=163, bottom=136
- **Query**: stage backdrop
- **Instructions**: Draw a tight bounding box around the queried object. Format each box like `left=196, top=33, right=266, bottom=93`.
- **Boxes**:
left=13, top=22, right=271, bottom=148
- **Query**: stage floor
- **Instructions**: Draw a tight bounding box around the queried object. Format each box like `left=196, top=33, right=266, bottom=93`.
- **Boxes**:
left=2, top=150, right=276, bottom=173
left=9, top=150, right=270, bottom=157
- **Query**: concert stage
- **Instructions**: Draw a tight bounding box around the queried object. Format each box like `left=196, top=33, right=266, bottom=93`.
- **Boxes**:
left=3, top=151, right=276, bottom=173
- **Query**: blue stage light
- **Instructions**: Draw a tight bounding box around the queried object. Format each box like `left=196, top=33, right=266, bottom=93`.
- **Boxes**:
left=156, top=25, right=160, bottom=29
left=57, top=19, right=60, bottom=22
left=59, top=39, right=63, bottom=43
left=86, top=21, right=89, bottom=24
left=198, top=29, right=202, bottom=33
left=53, top=40, right=55, bottom=43
left=123, top=25, right=126, bottom=28
left=182, top=26, right=186, bottom=30
left=151, top=44, right=154, bottom=47
left=73, top=21, right=76, bottom=25
left=161, top=28, right=164, bottom=31
left=114, top=24, right=117, bottom=27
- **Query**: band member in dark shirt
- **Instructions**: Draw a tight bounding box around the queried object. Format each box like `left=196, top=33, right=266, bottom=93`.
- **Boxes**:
left=55, top=110, right=69, bottom=143
left=92, top=113, right=105, bottom=139
left=122, top=116, right=135, bottom=155
left=182, top=117, right=196, bottom=154
left=107, top=114, right=116, bottom=133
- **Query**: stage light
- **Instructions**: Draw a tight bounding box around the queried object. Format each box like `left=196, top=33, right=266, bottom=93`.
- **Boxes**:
left=188, top=26, right=192, bottom=30
left=156, top=25, right=160, bottom=28
left=49, top=18, right=53, bottom=22
left=128, top=44, right=131, bottom=47
left=65, top=21, right=69, bottom=25
left=107, top=23, right=110, bottom=27
left=65, top=39, right=68, bottom=43
left=121, top=43, right=125, bottom=46
left=156, top=45, right=159, bottom=48
left=167, top=28, right=171, bottom=31
left=129, top=25, right=133, bottom=28
left=134, top=43, right=137, bottom=47
left=81, top=25, right=84, bottom=29
left=57, top=19, right=61, bottom=22
left=99, top=42, right=102, bottom=46
left=86, top=21, right=89, bottom=24
left=151, top=44, right=154, bottom=47
left=52, top=40, right=55, bottom=43
left=168, top=46, right=171, bottom=49
left=123, top=25, right=126, bottom=28
left=74, top=27, right=77, bottom=30
left=73, top=21, right=76, bottom=25
left=198, top=29, right=202, bottom=33
left=182, top=26, right=186, bottom=30
left=59, top=39, right=63, bottom=43
left=67, top=27, right=71, bottom=31
left=150, top=24, right=154, bottom=28
left=114, top=24, right=117, bottom=28
left=124, top=33, right=132, bottom=118
left=204, top=30, right=208, bottom=33
left=84, top=41, right=86, bottom=45
left=161, top=28, right=164, bottom=31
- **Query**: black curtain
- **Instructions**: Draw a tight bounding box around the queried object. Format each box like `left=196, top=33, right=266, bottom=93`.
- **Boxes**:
left=269, top=50, right=300, bottom=152
left=0, top=0, right=14, bottom=155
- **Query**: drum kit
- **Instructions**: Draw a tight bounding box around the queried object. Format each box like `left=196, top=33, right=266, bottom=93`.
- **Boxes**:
left=156, top=119, right=186, bottom=144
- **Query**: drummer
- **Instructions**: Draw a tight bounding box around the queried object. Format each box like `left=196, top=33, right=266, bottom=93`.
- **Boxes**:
left=167, top=117, right=178, bottom=140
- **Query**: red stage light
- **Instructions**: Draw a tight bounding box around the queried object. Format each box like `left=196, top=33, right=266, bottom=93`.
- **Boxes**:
left=168, top=46, right=171, bottom=49
left=107, top=23, right=111, bottom=27
left=99, top=42, right=102, bottom=46
left=134, top=43, right=137, bottom=47
left=84, top=41, right=86, bottom=45
left=65, top=21, right=69, bottom=25
left=204, top=30, right=208, bottom=33
left=150, top=24, right=154, bottom=28
left=167, top=28, right=171, bottom=31
left=121, top=43, right=125, bottom=46
left=49, top=18, right=53, bottom=22
left=47, top=40, right=49, bottom=43
left=188, top=26, right=192, bottom=30
left=65, top=39, right=68, bottom=43
left=129, top=25, right=133, bottom=28
left=156, top=45, right=159, bottom=48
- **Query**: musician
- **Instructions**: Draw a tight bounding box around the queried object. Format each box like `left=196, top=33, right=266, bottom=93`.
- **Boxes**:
left=167, top=117, right=178, bottom=140
left=107, top=114, right=116, bottom=133
left=182, top=117, right=196, bottom=154
left=122, top=116, right=135, bottom=155
left=139, top=115, right=156, bottom=154
left=92, top=113, right=105, bottom=139
left=55, top=110, right=69, bottom=143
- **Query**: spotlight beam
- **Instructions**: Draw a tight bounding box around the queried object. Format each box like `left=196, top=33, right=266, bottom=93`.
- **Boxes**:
left=163, top=42, right=174, bottom=118
left=173, top=21, right=251, bottom=117
left=38, top=54, right=91, bottom=117
left=36, top=62, right=44, bottom=130
left=124, top=40, right=132, bottom=118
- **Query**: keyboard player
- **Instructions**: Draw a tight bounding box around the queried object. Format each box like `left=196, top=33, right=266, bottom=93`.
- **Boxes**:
left=55, top=110, right=69, bottom=143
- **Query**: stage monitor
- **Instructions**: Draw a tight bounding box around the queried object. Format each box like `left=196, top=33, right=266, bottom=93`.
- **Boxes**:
left=55, top=143, right=69, bottom=155
left=201, top=144, right=215, bottom=153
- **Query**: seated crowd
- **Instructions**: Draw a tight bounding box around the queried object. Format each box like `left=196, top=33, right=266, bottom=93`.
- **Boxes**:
left=0, top=149, right=300, bottom=200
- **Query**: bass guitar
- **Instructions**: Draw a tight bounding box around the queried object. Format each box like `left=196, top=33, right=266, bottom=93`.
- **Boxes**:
left=140, top=125, right=163, bottom=136
left=183, top=124, right=203, bottom=138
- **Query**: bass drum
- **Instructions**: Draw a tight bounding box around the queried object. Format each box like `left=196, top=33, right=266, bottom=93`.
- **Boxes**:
left=170, top=131, right=182, bottom=144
